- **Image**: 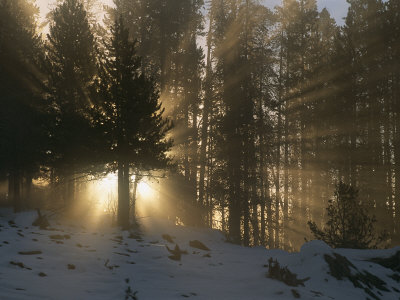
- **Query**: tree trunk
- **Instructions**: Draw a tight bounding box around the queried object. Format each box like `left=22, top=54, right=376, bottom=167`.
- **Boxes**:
left=228, top=158, right=241, bottom=244
left=251, top=168, right=259, bottom=246
left=67, top=175, right=75, bottom=209
left=266, top=173, right=273, bottom=248
left=8, top=172, right=14, bottom=206
left=198, top=10, right=213, bottom=218
left=131, top=174, right=139, bottom=222
left=10, top=170, right=21, bottom=212
left=243, top=156, right=250, bottom=246
left=275, top=103, right=282, bottom=248
left=25, top=172, right=32, bottom=209
left=118, top=161, right=130, bottom=229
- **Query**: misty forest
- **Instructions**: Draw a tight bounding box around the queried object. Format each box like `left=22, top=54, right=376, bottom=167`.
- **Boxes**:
left=3, top=0, right=400, bottom=253
left=4, top=0, right=400, bottom=299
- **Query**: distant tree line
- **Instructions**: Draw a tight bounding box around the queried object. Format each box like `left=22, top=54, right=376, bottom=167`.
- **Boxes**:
left=1, top=0, right=399, bottom=249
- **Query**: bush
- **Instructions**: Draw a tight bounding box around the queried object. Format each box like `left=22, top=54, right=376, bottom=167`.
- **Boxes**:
left=308, top=182, right=387, bottom=249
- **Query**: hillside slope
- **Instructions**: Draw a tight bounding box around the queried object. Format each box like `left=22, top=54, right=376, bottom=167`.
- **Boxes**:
left=0, top=209, right=399, bottom=300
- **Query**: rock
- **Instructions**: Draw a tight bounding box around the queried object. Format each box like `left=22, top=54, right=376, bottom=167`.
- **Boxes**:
left=126, top=249, right=138, bottom=254
left=49, top=234, right=70, bottom=240
left=189, top=240, right=210, bottom=251
left=104, top=259, right=119, bottom=270
left=166, top=244, right=188, bottom=261
left=162, top=234, right=175, bottom=243
left=266, top=257, right=309, bottom=287
left=128, top=232, right=142, bottom=239
left=369, top=251, right=400, bottom=272
left=169, top=254, right=181, bottom=261
left=291, top=289, right=301, bottom=298
left=113, top=252, right=130, bottom=257
left=32, top=209, right=50, bottom=229
left=10, top=261, right=31, bottom=270
left=18, top=251, right=42, bottom=255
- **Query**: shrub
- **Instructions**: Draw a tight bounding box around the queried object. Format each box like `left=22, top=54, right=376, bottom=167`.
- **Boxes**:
left=308, top=182, right=387, bottom=249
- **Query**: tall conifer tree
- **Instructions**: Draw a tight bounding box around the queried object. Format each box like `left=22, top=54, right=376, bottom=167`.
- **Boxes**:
left=45, top=0, right=98, bottom=207
left=0, top=0, right=46, bottom=212
left=98, top=16, right=172, bottom=229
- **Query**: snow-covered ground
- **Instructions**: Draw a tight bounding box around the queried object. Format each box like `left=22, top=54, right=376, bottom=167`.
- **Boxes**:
left=0, top=209, right=399, bottom=300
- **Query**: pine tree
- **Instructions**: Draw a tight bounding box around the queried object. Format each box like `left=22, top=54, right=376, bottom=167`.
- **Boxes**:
left=308, top=182, right=386, bottom=249
left=210, top=0, right=275, bottom=244
left=0, top=0, right=46, bottom=212
left=112, top=0, right=205, bottom=226
left=45, top=0, right=99, bottom=207
left=98, top=16, right=172, bottom=229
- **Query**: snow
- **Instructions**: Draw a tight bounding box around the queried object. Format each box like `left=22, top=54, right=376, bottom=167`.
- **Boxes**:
left=0, top=208, right=399, bottom=300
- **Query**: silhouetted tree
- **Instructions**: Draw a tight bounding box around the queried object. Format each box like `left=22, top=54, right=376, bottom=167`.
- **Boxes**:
left=97, top=16, right=172, bottom=229
left=0, top=0, right=46, bottom=211
left=308, top=182, right=386, bottom=249
left=45, top=0, right=99, bottom=207
left=112, top=0, right=205, bottom=226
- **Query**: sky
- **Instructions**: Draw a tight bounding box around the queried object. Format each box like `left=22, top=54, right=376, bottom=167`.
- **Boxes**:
left=263, top=0, right=349, bottom=25
left=317, top=0, right=349, bottom=24
left=36, top=0, right=349, bottom=25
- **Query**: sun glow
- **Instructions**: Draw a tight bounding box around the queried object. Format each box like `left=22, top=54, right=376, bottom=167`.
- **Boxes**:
left=92, top=173, right=117, bottom=213
left=100, top=173, right=117, bottom=190
left=137, top=181, right=154, bottom=199
left=86, top=173, right=160, bottom=223
left=35, top=0, right=115, bottom=22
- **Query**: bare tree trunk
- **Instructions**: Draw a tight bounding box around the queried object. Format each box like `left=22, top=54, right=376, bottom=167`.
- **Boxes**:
left=266, top=169, right=274, bottom=248
left=131, top=173, right=139, bottom=223
left=66, top=172, right=75, bottom=210
left=25, top=172, right=32, bottom=209
left=283, top=100, right=290, bottom=249
left=198, top=10, right=213, bottom=220
left=118, top=161, right=130, bottom=229
left=243, top=153, right=250, bottom=246
left=260, top=190, right=265, bottom=246
left=251, top=168, right=259, bottom=246
left=11, top=170, right=22, bottom=212
left=283, top=44, right=290, bottom=249
left=275, top=99, right=283, bottom=248
left=8, top=172, right=14, bottom=206
left=228, top=161, right=241, bottom=244
left=394, top=73, right=400, bottom=236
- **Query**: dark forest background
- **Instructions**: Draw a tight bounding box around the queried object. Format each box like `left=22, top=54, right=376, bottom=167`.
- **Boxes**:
left=1, top=0, right=400, bottom=250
